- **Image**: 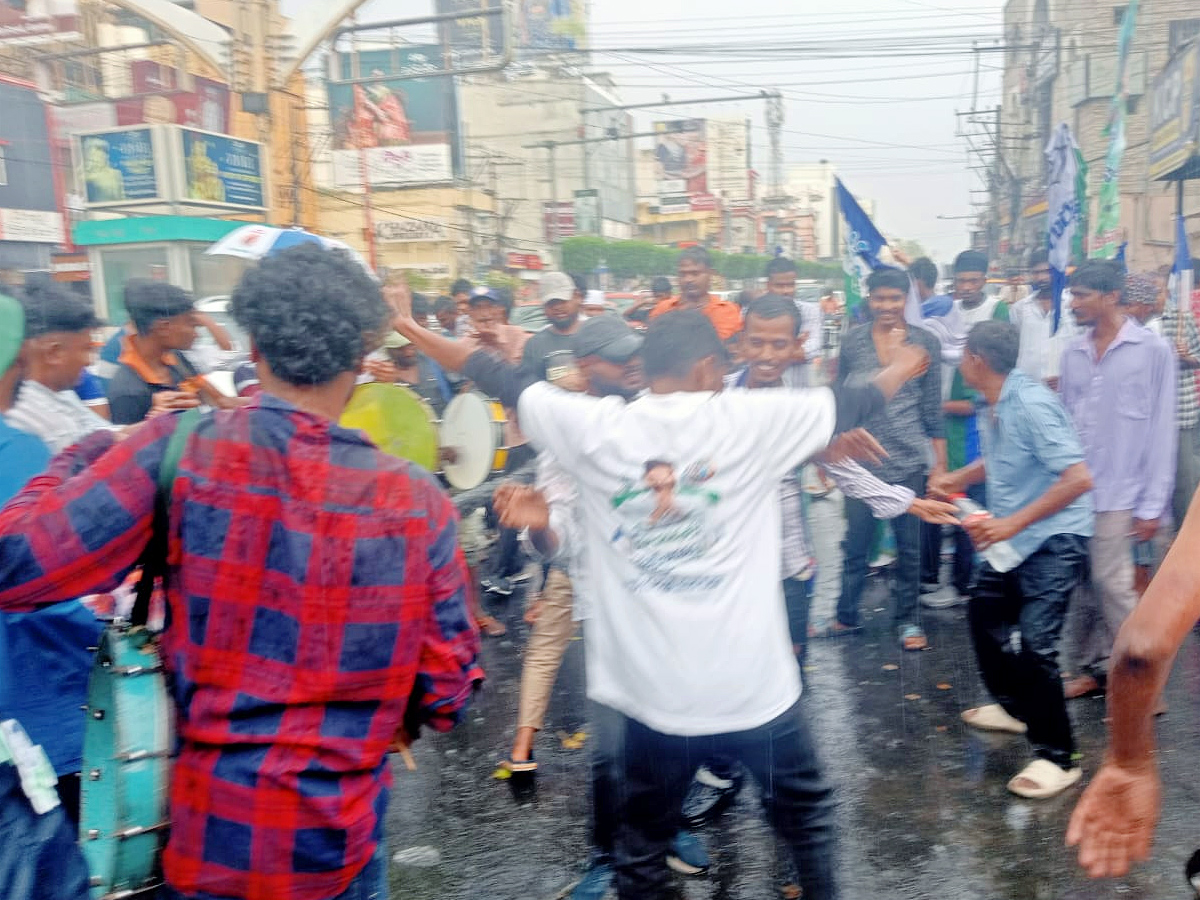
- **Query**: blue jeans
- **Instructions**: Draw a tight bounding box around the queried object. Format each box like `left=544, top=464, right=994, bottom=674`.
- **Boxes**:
left=160, top=841, right=387, bottom=900
left=783, top=576, right=814, bottom=665
left=837, top=470, right=925, bottom=630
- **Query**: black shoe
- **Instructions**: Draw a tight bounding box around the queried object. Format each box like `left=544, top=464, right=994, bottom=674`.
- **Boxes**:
left=481, top=575, right=514, bottom=596
left=681, top=764, right=742, bottom=827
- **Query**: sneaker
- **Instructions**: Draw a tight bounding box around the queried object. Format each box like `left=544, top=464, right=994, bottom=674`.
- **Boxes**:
left=510, top=568, right=533, bottom=584
left=481, top=575, right=514, bottom=596
left=920, top=586, right=966, bottom=609
left=868, top=551, right=896, bottom=569
left=666, top=830, right=710, bottom=876
left=569, top=858, right=614, bottom=900
left=681, top=764, right=742, bottom=827
left=919, top=580, right=940, bottom=594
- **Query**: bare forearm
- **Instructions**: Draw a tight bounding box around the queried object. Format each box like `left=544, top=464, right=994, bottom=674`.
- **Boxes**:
left=930, top=438, right=947, bottom=472
left=1107, top=490, right=1200, bottom=764
left=394, top=317, right=472, bottom=372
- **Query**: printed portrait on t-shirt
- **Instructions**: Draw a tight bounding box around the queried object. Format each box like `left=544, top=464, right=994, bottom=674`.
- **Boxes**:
left=609, top=458, right=723, bottom=592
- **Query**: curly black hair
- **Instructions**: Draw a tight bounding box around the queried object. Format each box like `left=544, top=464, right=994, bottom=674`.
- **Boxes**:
left=230, top=244, right=388, bottom=386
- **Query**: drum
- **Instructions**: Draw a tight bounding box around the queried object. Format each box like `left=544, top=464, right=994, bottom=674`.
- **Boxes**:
left=340, top=382, right=440, bottom=472
left=439, top=391, right=508, bottom=490
left=80, top=624, right=173, bottom=900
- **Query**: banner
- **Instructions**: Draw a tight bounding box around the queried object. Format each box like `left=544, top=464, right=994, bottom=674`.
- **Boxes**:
left=835, top=177, right=888, bottom=319
left=653, top=120, right=707, bottom=198
left=180, top=129, right=265, bottom=209
left=328, top=46, right=457, bottom=189
left=79, top=128, right=160, bottom=205
left=1092, top=0, right=1140, bottom=259
left=115, top=61, right=230, bottom=134
left=519, top=0, right=586, bottom=52
left=1045, top=123, right=1083, bottom=331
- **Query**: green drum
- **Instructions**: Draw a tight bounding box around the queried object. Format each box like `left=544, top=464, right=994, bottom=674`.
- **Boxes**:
left=80, top=625, right=173, bottom=899
left=340, top=382, right=441, bottom=472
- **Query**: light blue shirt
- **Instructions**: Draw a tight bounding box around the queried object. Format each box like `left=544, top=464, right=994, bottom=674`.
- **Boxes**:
left=981, top=370, right=1094, bottom=564
left=1059, top=317, right=1177, bottom=519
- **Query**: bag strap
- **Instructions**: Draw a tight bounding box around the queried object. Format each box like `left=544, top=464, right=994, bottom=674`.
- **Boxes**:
left=131, top=408, right=203, bottom=628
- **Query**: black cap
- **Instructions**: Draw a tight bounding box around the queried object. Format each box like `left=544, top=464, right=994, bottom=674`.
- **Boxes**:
left=572, top=316, right=643, bottom=363
left=953, top=250, right=989, bottom=274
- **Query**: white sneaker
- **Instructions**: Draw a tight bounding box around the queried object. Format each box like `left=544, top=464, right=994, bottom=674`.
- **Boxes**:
left=921, top=586, right=966, bottom=609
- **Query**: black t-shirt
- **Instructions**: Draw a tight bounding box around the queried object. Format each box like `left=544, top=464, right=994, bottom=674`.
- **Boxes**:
left=107, top=354, right=201, bottom=425
left=519, top=326, right=577, bottom=383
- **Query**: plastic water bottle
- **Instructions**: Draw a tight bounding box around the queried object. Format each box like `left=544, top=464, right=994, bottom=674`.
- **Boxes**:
left=952, top=495, right=1024, bottom=574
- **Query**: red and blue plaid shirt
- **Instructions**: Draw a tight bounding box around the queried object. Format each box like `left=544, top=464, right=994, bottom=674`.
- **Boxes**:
left=0, top=395, right=483, bottom=900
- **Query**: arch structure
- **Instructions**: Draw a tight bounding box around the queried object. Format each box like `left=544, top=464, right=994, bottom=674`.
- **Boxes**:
left=103, top=0, right=232, bottom=77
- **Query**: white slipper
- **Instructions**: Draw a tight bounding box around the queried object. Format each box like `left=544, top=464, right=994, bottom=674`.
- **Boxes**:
left=1007, top=759, right=1082, bottom=799
left=961, top=703, right=1028, bottom=734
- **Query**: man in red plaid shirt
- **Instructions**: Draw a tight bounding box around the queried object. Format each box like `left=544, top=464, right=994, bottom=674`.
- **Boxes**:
left=0, top=245, right=483, bottom=900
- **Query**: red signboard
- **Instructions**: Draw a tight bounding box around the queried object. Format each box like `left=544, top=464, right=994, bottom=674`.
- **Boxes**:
left=115, top=61, right=230, bottom=133
left=506, top=252, right=543, bottom=270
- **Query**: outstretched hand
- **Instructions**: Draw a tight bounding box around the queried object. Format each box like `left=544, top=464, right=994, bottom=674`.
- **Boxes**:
left=1066, top=759, right=1160, bottom=878
left=819, top=428, right=888, bottom=467
left=908, top=497, right=960, bottom=525
left=383, top=277, right=416, bottom=329
left=493, top=482, right=551, bottom=531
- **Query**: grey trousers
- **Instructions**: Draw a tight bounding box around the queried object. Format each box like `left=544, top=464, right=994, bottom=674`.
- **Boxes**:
left=1064, top=510, right=1140, bottom=677
left=1174, top=424, right=1200, bottom=529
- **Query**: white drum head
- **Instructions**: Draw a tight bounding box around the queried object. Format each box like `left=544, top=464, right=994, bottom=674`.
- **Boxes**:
left=440, top=393, right=500, bottom=490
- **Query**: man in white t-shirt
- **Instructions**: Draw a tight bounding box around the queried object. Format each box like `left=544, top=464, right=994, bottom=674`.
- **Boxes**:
left=518, top=310, right=860, bottom=900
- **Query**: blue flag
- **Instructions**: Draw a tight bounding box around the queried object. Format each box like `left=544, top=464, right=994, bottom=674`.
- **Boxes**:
left=835, top=178, right=887, bottom=269
left=1045, top=124, right=1083, bottom=332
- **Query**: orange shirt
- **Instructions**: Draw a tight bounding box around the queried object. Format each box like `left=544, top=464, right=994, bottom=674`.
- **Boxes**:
left=649, top=295, right=744, bottom=340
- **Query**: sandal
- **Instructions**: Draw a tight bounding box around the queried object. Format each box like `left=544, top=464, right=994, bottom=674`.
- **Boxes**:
left=899, top=625, right=928, bottom=652
left=961, top=703, right=1027, bottom=734
left=809, top=619, right=862, bottom=639
left=504, top=752, right=537, bottom=775
left=1006, top=758, right=1081, bottom=799
left=477, top=615, right=507, bottom=637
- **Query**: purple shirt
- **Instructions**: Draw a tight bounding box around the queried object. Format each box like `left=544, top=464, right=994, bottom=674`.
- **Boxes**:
left=1059, top=317, right=1177, bottom=519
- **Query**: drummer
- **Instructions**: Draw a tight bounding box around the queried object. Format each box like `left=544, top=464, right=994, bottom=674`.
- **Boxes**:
left=364, top=331, right=454, bottom=417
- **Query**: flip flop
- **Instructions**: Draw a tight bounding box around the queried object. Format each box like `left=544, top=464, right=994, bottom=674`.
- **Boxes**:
left=1007, top=758, right=1081, bottom=799
left=476, top=615, right=507, bottom=637
left=961, top=703, right=1028, bottom=734
left=809, top=619, right=862, bottom=639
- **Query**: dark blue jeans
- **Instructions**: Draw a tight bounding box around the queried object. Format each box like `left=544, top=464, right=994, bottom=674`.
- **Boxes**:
left=837, top=470, right=925, bottom=630
left=612, top=703, right=837, bottom=900
left=968, top=533, right=1088, bottom=769
left=783, top=575, right=815, bottom=665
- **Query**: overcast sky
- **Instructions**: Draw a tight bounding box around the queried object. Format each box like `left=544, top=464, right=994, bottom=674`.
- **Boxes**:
left=288, top=0, right=1005, bottom=264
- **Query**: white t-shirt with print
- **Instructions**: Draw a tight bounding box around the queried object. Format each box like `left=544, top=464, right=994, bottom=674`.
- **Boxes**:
left=518, top=382, right=836, bottom=736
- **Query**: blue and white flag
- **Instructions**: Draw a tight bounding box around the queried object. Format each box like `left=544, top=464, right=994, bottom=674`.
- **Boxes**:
left=1173, top=213, right=1194, bottom=316
left=1045, top=123, right=1082, bottom=332
left=835, top=177, right=888, bottom=320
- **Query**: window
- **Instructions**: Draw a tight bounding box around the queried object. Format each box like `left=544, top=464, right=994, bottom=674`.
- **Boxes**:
left=0, top=146, right=7, bottom=187
left=1169, top=19, right=1200, bottom=56
left=1113, top=6, right=1127, bottom=26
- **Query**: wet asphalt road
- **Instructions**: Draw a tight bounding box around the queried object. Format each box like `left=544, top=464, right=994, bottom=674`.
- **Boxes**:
left=384, top=491, right=1200, bottom=900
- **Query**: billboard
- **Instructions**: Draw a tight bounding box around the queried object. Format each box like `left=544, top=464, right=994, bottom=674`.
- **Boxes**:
left=437, top=0, right=503, bottom=68
left=0, top=0, right=79, bottom=43
left=79, top=127, right=162, bottom=205
left=0, top=80, right=59, bottom=216
left=115, top=61, right=230, bottom=134
left=573, top=189, right=600, bottom=235
left=180, top=128, right=265, bottom=209
left=1149, top=42, right=1200, bottom=180
left=544, top=201, right=575, bottom=242
left=654, top=119, right=707, bottom=198
left=328, top=46, right=457, bottom=189
left=519, top=0, right=586, bottom=52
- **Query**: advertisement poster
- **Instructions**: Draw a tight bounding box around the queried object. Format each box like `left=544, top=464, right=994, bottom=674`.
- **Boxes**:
left=519, top=0, right=586, bottom=52
left=116, top=61, right=230, bottom=134
left=79, top=128, right=159, bottom=204
left=0, top=0, right=79, bottom=43
left=543, top=201, right=575, bottom=242
left=328, top=46, right=457, bottom=188
left=573, top=189, right=600, bottom=235
left=181, top=129, right=265, bottom=209
left=436, top=0, right=503, bottom=67
left=654, top=119, right=707, bottom=197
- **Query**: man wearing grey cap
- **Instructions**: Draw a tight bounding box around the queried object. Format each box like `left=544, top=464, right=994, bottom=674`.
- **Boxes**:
left=521, top=271, right=585, bottom=383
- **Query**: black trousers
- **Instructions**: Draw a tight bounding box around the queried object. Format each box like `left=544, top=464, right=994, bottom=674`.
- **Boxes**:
left=612, top=703, right=838, bottom=900
left=968, top=533, right=1088, bottom=768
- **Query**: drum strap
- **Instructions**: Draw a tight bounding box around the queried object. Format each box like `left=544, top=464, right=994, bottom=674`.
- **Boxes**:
left=131, top=409, right=203, bottom=629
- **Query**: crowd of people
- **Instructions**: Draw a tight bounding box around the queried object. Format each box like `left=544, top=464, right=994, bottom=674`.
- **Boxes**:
left=0, top=239, right=1197, bottom=900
